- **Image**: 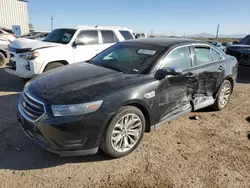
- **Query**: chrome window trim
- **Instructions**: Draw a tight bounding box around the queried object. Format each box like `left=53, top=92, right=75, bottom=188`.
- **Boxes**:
left=18, top=90, right=46, bottom=123
left=190, top=43, right=225, bottom=68
left=157, top=44, right=193, bottom=71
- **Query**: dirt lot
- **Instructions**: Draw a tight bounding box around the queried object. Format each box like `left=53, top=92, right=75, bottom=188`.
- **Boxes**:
left=0, top=66, right=249, bottom=188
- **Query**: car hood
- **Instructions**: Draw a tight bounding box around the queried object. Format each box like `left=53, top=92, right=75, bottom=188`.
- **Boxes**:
left=25, top=63, right=144, bottom=104
left=227, top=44, right=250, bottom=54
left=11, top=38, right=61, bottom=51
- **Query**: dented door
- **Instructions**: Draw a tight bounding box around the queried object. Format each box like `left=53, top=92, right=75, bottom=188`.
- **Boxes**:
left=153, top=72, right=197, bottom=122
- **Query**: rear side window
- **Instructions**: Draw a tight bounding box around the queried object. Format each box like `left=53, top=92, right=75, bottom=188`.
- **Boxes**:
left=101, top=30, right=118, bottom=44
left=194, top=46, right=213, bottom=66
left=77, top=30, right=99, bottom=45
left=161, top=46, right=192, bottom=70
left=211, top=49, right=221, bottom=61
left=119, top=30, right=134, bottom=40
left=141, top=33, right=146, bottom=38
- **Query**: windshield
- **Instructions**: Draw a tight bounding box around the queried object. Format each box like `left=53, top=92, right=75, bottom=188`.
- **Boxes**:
left=90, top=42, right=164, bottom=74
left=23, top=32, right=40, bottom=37
left=43, top=29, right=76, bottom=44
left=239, top=35, right=250, bottom=45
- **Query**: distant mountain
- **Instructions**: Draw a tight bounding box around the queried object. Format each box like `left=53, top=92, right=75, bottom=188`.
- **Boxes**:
left=184, top=33, right=248, bottom=39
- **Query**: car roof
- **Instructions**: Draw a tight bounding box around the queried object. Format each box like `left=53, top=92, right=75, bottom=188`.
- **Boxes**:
left=124, top=38, right=205, bottom=47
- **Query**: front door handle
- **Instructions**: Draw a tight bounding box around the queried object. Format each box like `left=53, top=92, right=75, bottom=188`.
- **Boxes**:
left=186, top=74, right=196, bottom=79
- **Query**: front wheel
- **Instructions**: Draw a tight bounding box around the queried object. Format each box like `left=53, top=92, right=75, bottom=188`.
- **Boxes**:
left=212, top=80, right=232, bottom=110
left=44, top=62, right=64, bottom=72
left=0, top=52, right=6, bottom=67
left=100, top=106, right=145, bottom=158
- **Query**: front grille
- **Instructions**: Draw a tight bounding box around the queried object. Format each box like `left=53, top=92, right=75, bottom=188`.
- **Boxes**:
left=8, top=53, right=16, bottom=70
left=19, top=91, right=45, bottom=121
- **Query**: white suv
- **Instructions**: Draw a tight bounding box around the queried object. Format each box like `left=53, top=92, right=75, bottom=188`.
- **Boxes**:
left=5, top=26, right=134, bottom=78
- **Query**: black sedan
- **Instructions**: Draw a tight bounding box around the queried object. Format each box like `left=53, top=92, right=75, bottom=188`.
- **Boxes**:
left=17, top=38, right=238, bottom=158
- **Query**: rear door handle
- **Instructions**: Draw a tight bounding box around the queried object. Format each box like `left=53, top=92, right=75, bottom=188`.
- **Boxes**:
left=218, top=65, right=224, bottom=71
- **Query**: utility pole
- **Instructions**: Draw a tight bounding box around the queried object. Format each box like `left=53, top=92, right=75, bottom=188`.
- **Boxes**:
left=51, top=16, right=54, bottom=31
left=216, top=24, right=220, bottom=39
left=151, top=28, right=154, bottom=38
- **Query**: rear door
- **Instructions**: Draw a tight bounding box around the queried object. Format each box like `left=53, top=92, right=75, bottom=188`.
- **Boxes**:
left=73, top=30, right=101, bottom=62
left=191, top=45, right=225, bottom=105
left=152, top=45, right=198, bottom=122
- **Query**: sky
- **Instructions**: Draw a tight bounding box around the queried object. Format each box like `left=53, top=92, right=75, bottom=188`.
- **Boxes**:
left=28, top=0, right=250, bottom=36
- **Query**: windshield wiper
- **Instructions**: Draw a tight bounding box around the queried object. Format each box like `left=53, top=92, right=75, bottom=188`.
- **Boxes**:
left=101, top=64, right=126, bottom=73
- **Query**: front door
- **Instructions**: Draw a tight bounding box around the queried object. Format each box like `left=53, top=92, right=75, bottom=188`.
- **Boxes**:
left=152, top=45, right=198, bottom=123
left=73, top=30, right=102, bottom=63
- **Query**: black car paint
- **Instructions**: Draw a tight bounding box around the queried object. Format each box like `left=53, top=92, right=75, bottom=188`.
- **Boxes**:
left=226, top=35, right=250, bottom=66
left=18, top=39, right=238, bottom=156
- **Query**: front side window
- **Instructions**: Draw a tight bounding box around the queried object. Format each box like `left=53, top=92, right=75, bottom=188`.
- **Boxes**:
left=119, top=30, right=134, bottom=40
left=101, top=30, right=118, bottom=44
left=194, top=46, right=213, bottom=66
left=161, top=46, right=192, bottom=70
left=43, top=29, right=76, bottom=44
left=77, top=30, right=99, bottom=45
left=90, top=43, right=164, bottom=74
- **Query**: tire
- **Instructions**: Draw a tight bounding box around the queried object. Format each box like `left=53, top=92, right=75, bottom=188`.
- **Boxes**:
left=0, top=52, right=6, bottom=67
left=44, top=62, right=64, bottom=72
left=212, top=80, right=232, bottom=111
left=100, top=106, right=146, bottom=158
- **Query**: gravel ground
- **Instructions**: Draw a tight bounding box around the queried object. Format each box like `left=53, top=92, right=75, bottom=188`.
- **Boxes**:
left=0, top=66, right=250, bottom=188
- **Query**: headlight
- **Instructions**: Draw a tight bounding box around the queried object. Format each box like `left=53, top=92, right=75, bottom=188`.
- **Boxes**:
left=21, top=51, right=39, bottom=60
left=51, top=100, right=103, bottom=117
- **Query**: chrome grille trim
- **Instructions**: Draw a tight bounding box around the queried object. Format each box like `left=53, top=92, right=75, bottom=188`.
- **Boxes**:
left=18, top=90, right=46, bottom=122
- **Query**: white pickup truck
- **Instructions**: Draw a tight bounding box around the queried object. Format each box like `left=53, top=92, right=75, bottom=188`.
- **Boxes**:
left=5, top=26, right=134, bottom=78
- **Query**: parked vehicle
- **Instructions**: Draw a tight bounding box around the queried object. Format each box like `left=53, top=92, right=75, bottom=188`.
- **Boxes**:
left=5, top=26, right=134, bottom=78
left=226, top=35, right=250, bottom=66
left=0, top=27, right=16, bottom=66
left=19, top=31, right=50, bottom=40
left=134, top=33, right=147, bottom=39
left=208, top=41, right=226, bottom=52
left=17, top=38, right=238, bottom=158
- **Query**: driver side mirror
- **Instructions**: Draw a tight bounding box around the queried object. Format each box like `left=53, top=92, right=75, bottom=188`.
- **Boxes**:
left=154, top=67, right=182, bottom=80
left=74, top=38, right=85, bottom=46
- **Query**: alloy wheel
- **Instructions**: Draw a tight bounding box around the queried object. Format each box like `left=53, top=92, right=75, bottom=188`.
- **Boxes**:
left=111, top=113, right=142, bottom=152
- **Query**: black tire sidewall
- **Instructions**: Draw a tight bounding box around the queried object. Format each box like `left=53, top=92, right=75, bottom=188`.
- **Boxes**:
left=0, top=52, right=6, bottom=67
left=101, top=106, right=146, bottom=158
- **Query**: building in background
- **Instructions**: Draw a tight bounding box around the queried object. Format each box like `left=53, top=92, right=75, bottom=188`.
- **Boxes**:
left=0, top=0, right=29, bottom=35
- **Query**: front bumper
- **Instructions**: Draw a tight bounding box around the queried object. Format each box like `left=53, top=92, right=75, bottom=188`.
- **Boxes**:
left=5, top=52, right=43, bottom=78
left=17, top=106, right=113, bottom=157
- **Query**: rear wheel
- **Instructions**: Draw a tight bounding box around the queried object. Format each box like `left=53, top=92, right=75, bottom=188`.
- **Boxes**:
left=0, top=52, right=6, bottom=67
left=213, top=80, right=232, bottom=110
left=44, top=62, right=64, bottom=72
left=100, top=106, right=145, bottom=158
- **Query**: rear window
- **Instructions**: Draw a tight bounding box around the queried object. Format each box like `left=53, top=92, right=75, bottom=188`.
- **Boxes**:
left=119, top=30, right=134, bottom=40
left=101, top=30, right=118, bottom=43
